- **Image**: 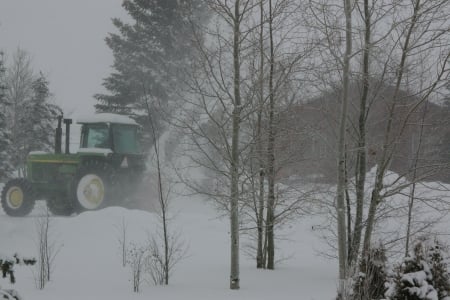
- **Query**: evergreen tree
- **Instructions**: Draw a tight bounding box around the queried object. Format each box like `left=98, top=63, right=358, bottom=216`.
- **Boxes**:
left=387, top=238, right=450, bottom=300
left=18, top=72, right=61, bottom=161
left=95, top=0, right=207, bottom=147
left=427, top=240, right=450, bottom=300
left=0, top=52, right=14, bottom=181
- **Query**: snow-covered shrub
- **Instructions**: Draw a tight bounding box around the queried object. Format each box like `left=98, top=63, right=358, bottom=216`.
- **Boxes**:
left=352, top=245, right=388, bottom=300
left=0, top=254, right=36, bottom=300
left=426, top=240, right=450, bottom=299
left=386, top=237, right=450, bottom=300
left=125, top=230, right=187, bottom=291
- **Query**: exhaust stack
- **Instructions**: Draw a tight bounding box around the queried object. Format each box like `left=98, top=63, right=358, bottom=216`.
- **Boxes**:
left=63, top=118, right=72, bottom=154
left=55, top=115, right=63, bottom=154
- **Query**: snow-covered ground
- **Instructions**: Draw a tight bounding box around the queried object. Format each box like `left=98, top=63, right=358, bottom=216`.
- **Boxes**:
left=0, top=186, right=337, bottom=300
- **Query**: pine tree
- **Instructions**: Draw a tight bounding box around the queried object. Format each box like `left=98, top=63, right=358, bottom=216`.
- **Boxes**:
left=95, top=0, right=207, bottom=147
left=0, top=52, right=14, bottom=181
left=427, top=239, right=450, bottom=300
left=19, top=72, right=61, bottom=159
left=387, top=238, right=450, bottom=300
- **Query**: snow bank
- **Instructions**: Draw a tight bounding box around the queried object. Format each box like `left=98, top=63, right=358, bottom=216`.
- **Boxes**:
left=0, top=197, right=336, bottom=300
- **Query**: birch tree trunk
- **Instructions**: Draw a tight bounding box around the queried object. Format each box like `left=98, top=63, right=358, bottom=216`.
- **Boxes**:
left=336, top=0, right=352, bottom=296
left=265, top=0, right=276, bottom=270
left=405, top=101, right=427, bottom=256
left=256, top=0, right=266, bottom=270
left=230, top=0, right=242, bottom=290
left=348, top=0, right=370, bottom=268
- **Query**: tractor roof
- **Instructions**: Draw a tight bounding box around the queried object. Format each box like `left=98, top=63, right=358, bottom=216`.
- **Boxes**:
left=77, top=113, right=138, bottom=126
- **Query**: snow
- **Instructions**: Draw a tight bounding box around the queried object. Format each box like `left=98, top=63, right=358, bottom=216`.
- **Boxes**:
left=3, top=130, right=448, bottom=299
left=402, top=270, right=427, bottom=286
left=76, top=113, right=138, bottom=125
left=77, top=148, right=113, bottom=156
left=0, top=187, right=337, bottom=300
left=28, top=151, right=49, bottom=155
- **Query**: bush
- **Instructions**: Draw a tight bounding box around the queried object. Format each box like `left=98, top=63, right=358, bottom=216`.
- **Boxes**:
left=386, top=237, right=450, bottom=300
left=0, top=254, right=36, bottom=300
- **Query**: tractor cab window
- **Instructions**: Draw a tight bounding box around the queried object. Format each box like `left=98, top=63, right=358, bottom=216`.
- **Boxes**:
left=112, top=125, right=139, bottom=154
left=80, top=124, right=111, bottom=149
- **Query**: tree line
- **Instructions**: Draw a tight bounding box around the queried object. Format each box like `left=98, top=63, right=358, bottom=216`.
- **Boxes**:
left=96, top=0, right=450, bottom=298
left=0, top=48, right=61, bottom=181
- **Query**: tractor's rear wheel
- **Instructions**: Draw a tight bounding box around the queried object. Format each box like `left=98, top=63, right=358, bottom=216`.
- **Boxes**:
left=72, top=160, right=114, bottom=212
left=47, top=194, right=74, bottom=216
left=1, top=178, right=35, bottom=217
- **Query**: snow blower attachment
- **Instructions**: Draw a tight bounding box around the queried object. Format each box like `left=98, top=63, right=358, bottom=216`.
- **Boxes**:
left=1, top=113, right=146, bottom=217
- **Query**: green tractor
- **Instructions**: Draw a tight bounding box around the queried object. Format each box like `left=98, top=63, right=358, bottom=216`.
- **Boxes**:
left=1, top=113, right=146, bottom=217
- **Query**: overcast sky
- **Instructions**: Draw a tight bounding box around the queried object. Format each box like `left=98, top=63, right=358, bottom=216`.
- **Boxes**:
left=0, top=0, right=126, bottom=117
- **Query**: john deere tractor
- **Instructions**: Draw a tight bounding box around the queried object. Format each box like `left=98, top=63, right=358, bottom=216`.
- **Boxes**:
left=1, top=113, right=146, bottom=216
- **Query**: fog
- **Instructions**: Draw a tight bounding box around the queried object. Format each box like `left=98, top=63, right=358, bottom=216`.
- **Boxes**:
left=0, top=0, right=125, bottom=117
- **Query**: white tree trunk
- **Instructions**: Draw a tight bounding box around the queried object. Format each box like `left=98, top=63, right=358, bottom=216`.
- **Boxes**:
left=230, top=0, right=242, bottom=290
left=256, top=0, right=266, bottom=270
left=265, top=0, right=276, bottom=271
left=336, top=0, right=352, bottom=296
left=349, top=0, right=370, bottom=268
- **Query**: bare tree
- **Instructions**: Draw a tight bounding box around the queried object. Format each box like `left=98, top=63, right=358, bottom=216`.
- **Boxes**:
left=348, top=0, right=370, bottom=268
left=175, top=0, right=258, bottom=289
left=146, top=231, right=187, bottom=286
left=255, top=0, right=266, bottom=271
left=114, top=216, right=128, bottom=267
left=127, top=243, right=147, bottom=293
left=35, top=207, right=60, bottom=289
left=142, top=89, right=189, bottom=286
left=306, top=0, right=450, bottom=281
left=229, top=0, right=245, bottom=289
left=234, top=0, right=311, bottom=270
left=4, top=48, right=34, bottom=176
left=335, top=0, right=353, bottom=296
left=362, top=0, right=450, bottom=259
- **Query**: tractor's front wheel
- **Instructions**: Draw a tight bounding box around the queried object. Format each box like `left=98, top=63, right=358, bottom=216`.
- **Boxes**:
left=72, top=161, right=114, bottom=212
left=1, top=178, right=35, bottom=217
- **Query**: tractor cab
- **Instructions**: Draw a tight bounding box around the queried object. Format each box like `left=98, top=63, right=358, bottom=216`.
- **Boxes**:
left=78, top=113, right=141, bottom=154
left=76, top=113, right=145, bottom=170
